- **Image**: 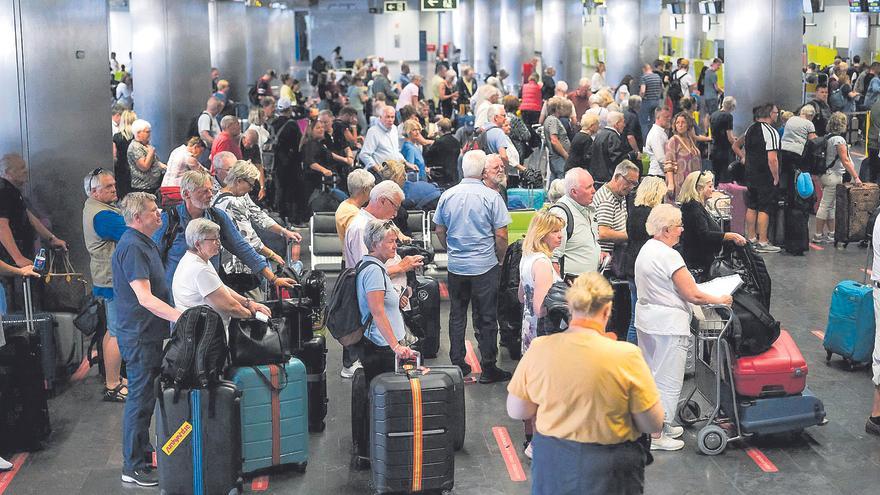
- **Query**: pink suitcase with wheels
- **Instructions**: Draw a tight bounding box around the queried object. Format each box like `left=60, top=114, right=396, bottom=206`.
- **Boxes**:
left=717, top=182, right=747, bottom=235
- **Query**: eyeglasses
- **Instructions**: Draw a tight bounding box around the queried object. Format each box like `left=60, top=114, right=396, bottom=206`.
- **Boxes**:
left=621, top=175, right=639, bottom=188
left=241, top=178, right=256, bottom=188
left=384, top=196, right=400, bottom=211
left=202, top=237, right=221, bottom=244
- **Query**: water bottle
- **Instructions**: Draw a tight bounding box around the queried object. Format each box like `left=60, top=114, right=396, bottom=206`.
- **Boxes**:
left=33, top=248, right=46, bottom=272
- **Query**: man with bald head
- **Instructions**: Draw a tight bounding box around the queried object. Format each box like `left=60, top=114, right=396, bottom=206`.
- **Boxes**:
left=568, top=77, right=593, bottom=121
left=240, top=128, right=266, bottom=202
left=549, top=167, right=600, bottom=279
left=210, top=115, right=242, bottom=163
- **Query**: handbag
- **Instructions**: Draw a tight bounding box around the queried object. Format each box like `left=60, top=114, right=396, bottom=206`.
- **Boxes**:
left=73, top=295, right=105, bottom=337
left=228, top=317, right=288, bottom=366
left=43, top=250, right=89, bottom=312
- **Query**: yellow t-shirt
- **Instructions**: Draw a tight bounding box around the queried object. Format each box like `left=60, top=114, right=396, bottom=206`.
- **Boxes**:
left=335, top=200, right=361, bottom=243
left=280, top=84, right=295, bottom=103
left=507, top=330, right=660, bottom=444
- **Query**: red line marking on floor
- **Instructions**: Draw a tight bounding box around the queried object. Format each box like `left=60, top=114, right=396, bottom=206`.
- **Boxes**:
left=70, top=356, right=91, bottom=382
left=809, top=243, right=825, bottom=251
left=152, top=451, right=157, bottom=469
left=812, top=330, right=826, bottom=340
left=251, top=475, right=269, bottom=491
left=492, top=426, right=527, bottom=482
left=0, top=453, right=29, bottom=494
left=439, top=281, right=449, bottom=300
left=745, top=446, right=779, bottom=473
left=464, top=340, right=482, bottom=375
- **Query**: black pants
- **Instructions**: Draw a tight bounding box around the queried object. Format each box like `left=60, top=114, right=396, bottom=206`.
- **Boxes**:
left=710, top=148, right=734, bottom=185
left=521, top=110, right=541, bottom=148
left=447, top=265, right=501, bottom=366
left=867, top=148, right=880, bottom=183
left=352, top=339, right=396, bottom=457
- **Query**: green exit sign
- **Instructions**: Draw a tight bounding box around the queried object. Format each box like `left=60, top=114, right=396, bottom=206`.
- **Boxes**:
left=422, top=0, right=457, bottom=10
left=384, top=1, right=406, bottom=12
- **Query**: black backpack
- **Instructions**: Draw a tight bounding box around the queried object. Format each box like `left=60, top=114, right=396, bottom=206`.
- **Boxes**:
left=159, top=205, right=223, bottom=264
left=696, top=66, right=708, bottom=95
left=730, top=292, right=780, bottom=357
left=668, top=70, right=685, bottom=104
left=161, top=305, right=228, bottom=389
left=519, top=168, right=544, bottom=189
left=539, top=280, right=570, bottom=336
left=186, top=111, right=211, bottom=141
left=709, top=243, right=772, bottom=310
left=248, top=84, right=260, bottom=106
left=325, top=259, right=383, bottom=348
left=801, top=133, right=838, bottom=175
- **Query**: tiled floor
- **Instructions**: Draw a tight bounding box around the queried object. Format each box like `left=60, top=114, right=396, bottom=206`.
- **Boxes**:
left=3, top=232, right=880, bottom=494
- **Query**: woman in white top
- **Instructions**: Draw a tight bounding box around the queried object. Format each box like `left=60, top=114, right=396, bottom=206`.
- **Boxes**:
left=814, top=112, right=862, bottom=243
left=172, top=218, right=271, bottom=330
left=591, top=62, right=607, bottom=93
left=517, top=210, right=564, bottom=459
left=211, top=160, right=302, bottom=296
left=634, top=204, right=732, bottom=452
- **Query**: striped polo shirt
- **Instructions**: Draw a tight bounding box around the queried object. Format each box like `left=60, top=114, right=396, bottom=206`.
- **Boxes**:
left=641, top=72, right=663, bottom=101
left=593, top=184, right=628, bottom=254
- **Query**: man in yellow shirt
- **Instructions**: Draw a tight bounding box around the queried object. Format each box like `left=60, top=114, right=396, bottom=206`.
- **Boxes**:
left=334, top=169, right=375, bottom=243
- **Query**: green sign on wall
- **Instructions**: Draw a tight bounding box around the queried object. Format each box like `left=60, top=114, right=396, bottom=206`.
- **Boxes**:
left=385, top=1, right=406, bottom=12
left=422, top=0, right=458, bottom=11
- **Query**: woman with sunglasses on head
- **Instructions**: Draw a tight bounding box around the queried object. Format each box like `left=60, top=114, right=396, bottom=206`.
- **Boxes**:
left=634, top=204, right=733, bottom=452
left=677, top=171, right=747, bottom=280
left=663, top=112, right=702, bottom=200
left=211, top=160, right=301, bottom=298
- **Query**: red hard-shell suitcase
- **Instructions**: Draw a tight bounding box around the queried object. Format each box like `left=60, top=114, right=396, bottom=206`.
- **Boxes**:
left=717, top=182, right=747, bottom=235
left=733, top=330, right=807, bottom=398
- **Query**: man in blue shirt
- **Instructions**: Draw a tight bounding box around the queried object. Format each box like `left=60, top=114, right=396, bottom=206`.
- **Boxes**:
left=82, top=169, right=128, bottom=403
left=151, top=169, right=295, bottom=292
left=112, top=192, right=182, bottom=487
left=434, top=150, right=512, bottom=383
left=481, top=104, right=510, bottom=168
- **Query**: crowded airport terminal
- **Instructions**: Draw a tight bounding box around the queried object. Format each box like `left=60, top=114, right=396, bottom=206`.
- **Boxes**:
left=3, top=0, right=880, bottom=493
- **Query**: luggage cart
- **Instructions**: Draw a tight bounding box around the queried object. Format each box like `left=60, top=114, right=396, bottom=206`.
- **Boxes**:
left=676, top=305, right=744, bottom=455
left=706, top=192, right=733, bottom=232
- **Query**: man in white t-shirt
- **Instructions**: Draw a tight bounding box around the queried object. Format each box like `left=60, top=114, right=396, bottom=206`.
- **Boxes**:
left=198, top=97, right=223, bottom=148
left=396, top=75, right=423, bottom=112
left=171, top=218, right=270, bottom=329
left=868, top=218, right=880, bottom=437
left=644, top=107, right=671, bottom=176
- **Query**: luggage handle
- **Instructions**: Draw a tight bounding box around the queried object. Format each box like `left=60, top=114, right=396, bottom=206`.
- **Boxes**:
left=394, top=351, right=422, bottom=375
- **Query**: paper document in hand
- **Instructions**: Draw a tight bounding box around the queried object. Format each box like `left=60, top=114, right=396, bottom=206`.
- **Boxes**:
left=697, top=274, right=743, bottom=298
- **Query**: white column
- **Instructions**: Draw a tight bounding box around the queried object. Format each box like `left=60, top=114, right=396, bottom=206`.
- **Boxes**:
left=500, top=0, right=522, bottom=87
left=439, top=11, right=453, bottom=55
left=473, top=0, right=489, bottom=77
left=639, top=0, right=662, bottom=65
left=542, top=0, right=566, bottom=82
left=452, top=0, right=473, bottom=66
left=603, top=0, right=641, bottom=87
left=725, top=0, right=802, bottom=132
left=681, top=0, right=703, bottom=61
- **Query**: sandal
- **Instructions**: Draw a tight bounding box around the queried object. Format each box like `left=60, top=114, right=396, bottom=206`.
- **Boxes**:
left=103, top=383, right=128, bottom=403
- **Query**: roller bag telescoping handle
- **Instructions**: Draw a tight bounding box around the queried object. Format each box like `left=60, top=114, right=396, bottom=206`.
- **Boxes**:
left=392, top=350, right=426, bottom=493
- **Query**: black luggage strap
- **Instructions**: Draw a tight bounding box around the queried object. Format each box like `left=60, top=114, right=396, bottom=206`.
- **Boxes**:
left=252, top=365, right=289, bottom=391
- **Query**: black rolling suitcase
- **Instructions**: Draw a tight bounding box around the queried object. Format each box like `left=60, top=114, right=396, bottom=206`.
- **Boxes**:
left=370, top=359, right=455, bottom=494
left=3, top=278, right=58, bottom=392
left=0, top=323, right=51, bottom=452
left=405, top=275, right=441, bottom=359
left=292, top=335, right=328, bottom=432
left=155, top=380, right=243, bottom=495
left=784, top=189, right=813, bottom=255
left=426, top=364, right=466, bottom=451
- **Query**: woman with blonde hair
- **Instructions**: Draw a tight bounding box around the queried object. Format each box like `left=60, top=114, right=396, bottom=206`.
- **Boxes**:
left=623, top=176, right=667, bottom=344
left=515, top=210, right=565, bottom=459
left=677, top=171, right=747, bottom=277
left=113, top=109, right=138, bottom=197
left=566, top=113, right=600, bottom=171
left=663, top=111, right=702, bottom=199
left=508, top=271, right=664, bottom=493
left=814, top=111, right=862, bottom=242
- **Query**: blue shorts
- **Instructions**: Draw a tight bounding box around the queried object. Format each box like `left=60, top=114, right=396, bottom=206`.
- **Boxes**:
left=105, top=297, right=119, bottom=338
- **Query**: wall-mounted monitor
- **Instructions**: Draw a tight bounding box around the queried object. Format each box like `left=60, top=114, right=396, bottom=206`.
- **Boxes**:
left=804, top=0, right=824, bottom=13
left=868, top=0, right=880, bottom=13
left=670, top=2, right=684, bottom=15
left=851, top=0, right=866, bottom=13
left=698, top=2, right=709, bottom=14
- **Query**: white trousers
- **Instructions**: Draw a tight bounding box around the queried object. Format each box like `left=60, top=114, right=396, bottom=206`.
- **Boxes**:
left=873, top=288, right=880, bottom=386
left=638, top=331, right=690, bottom=425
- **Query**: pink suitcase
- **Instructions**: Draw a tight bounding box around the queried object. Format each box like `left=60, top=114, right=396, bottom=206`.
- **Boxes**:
left=717, top=182, right=747, bottom=235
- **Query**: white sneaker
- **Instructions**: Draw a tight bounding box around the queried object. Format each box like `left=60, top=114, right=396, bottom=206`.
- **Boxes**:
left=524, top=442, right=533, bottom=460
left=0, top=456, right=12, bottom=471
left=754, top=242, right=781, bottom=253
left=340, top=360, right=363, bottom=379
left=650, top=434, right=685, bottom=451
left=664, top=424, right=684, bottom=439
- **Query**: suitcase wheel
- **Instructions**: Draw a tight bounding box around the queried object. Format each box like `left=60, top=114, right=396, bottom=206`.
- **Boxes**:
left=825, top=350, right=833, bottom=363
left=697, top=425, right=728, bottom=456
left=677, top=399, right=701, bottom=427
left=294, top=462, right=307, bottom=473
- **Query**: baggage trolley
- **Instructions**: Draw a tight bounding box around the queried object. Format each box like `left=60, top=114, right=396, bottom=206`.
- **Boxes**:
left=706, top=192, right=733, bottom=232
left=676, top=305, right=745, bottom=455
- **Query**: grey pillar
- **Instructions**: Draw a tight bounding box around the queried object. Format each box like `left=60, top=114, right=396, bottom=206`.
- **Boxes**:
left=246, top=7, right=272, bottom=81
left=849, top=13, right=873, bottom=62
left=725, top=0, right=802, bottom=132
left=542, top=0, right=566, bottom=82
left=564, top=0, right=584, bottom=84
left=439, top=11, right=453, bottom=54
left=209, top=0, right=247, bottom=102
left=681, top=0, right=703, bottom=61
left=604, top=0, right=642, bottom=88
left=0, top=0, right=110, bottom=273
left=452, top=0, right=473, bottom=66
left=473, top=0, right=490, bottom=76
left=131, top=0, right=211, bottom=169
left=639, top=0, right=662, bottom=65
left=500, top=0, right=523, bottom=87
left=268, top=8, right=295, bottom=75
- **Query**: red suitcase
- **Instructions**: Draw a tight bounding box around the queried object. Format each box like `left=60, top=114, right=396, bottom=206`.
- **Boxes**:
left=733, top=330, right=807, bottom=398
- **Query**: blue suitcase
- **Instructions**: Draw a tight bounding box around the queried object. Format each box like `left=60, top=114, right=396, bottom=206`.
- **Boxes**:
left=823, top=280, right=876, bottom=367
left=229, top=359, right=309, bottom=474
left=737, top=386, right=827, bottom=435
left=507, top=188, right=546, bottom=210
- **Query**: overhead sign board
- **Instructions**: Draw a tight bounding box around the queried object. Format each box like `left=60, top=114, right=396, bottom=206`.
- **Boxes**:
left=422, top=0, right=458, bottom=11
left=385, top=1, right=406, bottom=12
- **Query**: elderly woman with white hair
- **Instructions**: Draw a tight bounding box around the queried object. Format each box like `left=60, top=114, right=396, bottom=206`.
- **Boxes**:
left=212, top=160, right=302, bottom=295
left=634, top=204, right=732, bottom=452
left=127, top=119, right=166, bottom=194
left=474, top=85, right=503, bottom=127
left=171, top=217, right=271, bottom=327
